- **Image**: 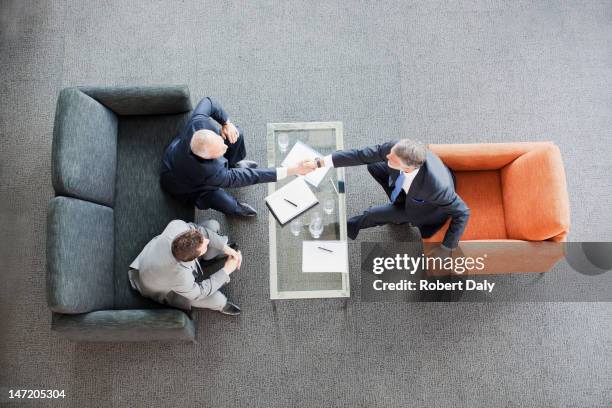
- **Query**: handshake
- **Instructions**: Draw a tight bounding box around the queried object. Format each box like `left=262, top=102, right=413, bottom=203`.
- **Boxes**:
left=287, top=159, right=319, bottom=176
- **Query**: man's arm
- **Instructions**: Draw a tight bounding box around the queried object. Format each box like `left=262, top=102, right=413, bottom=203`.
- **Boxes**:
left=209, top=162, right=314, bottom=189
left=175, top=268, right=231, bottom=301
left=436, top=194, right=470, bottom=250
left=317, top=141, right=397, bottom=168
left=192, top=97, right=229, bottom=125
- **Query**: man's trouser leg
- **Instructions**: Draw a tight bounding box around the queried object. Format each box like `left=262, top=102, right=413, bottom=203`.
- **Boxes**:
left=223, top=126, right=247, bottom=167
left=196, top=189, right=241, bottom=215
left=347, top=203, right=411, bottom=239
left=367, top=162, right=394, bottom=200
left=190, top=291, right=227, bottom=311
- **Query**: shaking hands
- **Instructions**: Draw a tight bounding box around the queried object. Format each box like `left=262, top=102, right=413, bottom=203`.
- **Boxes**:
left=288, top=160, right=317, bottom=176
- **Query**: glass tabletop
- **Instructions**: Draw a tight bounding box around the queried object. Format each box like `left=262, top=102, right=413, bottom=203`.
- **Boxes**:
left=266, top=122, right=350, bottom=299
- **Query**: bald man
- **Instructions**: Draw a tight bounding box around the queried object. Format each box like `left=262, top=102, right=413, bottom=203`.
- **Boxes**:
left=161, top=97, right=314, bottom=216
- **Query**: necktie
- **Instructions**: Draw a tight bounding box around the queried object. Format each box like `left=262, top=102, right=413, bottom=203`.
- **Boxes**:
left=390, top=172, right=405, bottom=203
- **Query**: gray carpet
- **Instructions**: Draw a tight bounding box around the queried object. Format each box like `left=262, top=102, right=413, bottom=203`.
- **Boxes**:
left=1, top=1, right=611, bottom=407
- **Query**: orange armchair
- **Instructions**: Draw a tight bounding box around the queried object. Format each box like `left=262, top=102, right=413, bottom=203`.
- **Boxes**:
left=424, top=142, right=570, bottom=275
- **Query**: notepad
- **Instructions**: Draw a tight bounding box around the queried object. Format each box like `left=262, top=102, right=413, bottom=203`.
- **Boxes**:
left=281, top=141, right=331, bottom=187
left=266, top=177, right=319, bottom=225
left=302, top=241, right=349, bottom=273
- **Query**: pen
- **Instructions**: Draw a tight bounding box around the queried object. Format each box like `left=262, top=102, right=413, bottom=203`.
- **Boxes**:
left=317, top=246, right=333, bottom=253
left=284, top=198, right=298, bottom=207
left=329, top=178, right=339, bottom=195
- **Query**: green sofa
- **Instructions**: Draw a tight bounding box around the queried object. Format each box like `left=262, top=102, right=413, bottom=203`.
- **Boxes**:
left=47, top=85, right=197, bottom=342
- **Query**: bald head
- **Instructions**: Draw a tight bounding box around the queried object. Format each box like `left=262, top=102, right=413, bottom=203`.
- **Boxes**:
left=190, top=130, right=228, bottom=159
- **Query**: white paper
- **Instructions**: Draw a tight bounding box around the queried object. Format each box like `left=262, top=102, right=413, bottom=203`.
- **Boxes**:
left=302, top=241, right=348, bottom=273
left=265, top=178, right=318, bottom=224
left=281, top=141, right=331, bottom=187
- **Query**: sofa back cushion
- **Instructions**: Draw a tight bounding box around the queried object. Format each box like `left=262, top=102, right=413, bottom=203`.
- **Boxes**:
left=79, top=86, right=192, bottom=116
left=47, top=197, right=114, bottom=313
left=52, top=88, right=118, bottom=207
left=501, top=145, right=570, bottom=241
left=113, top=114, right=194, bottom=309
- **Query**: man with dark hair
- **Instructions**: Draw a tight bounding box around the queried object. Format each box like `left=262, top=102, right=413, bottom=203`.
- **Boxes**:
left=129, top=219, right=242, bottom=315
left=310, top=139, right=470, bottom=250
left=160, top=97, right=315, bottom=216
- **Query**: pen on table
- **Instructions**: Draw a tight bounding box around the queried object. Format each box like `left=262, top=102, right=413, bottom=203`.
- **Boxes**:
left=284, top=198, right=298, bottom=207
left=317, top=246, right=333, bottom=253
left=329, top=178, right=339, bottom=195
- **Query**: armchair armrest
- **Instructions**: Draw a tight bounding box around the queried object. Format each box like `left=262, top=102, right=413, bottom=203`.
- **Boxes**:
left=78, top=85, right=192, bottom=115
left=501, top=144, right=570, bottom=241
left=51, top=309, right=196, bottom=343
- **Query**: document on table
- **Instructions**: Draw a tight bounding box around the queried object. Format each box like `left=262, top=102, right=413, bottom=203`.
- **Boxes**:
left=265, top=177, right=319, bottom=225
left=281, top=141, right=331, bottom=187
left=302, top=241, right=348, bottom=273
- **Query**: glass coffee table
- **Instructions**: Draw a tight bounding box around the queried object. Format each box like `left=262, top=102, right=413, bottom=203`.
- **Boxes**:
left=266, top=122, right=350, bottom=299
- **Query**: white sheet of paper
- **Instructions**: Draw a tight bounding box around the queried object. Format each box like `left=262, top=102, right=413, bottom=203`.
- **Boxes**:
left=302, top=241, right=348, bottom=273
left=265, top=178, right=318, bottom=224
left=281, top=141, right=331, bottom=187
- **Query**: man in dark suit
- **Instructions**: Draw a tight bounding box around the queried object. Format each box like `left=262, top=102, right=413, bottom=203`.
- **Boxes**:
left=312, top=139, right=470, bottom=250
left=161, top=97, right=314, bottom=216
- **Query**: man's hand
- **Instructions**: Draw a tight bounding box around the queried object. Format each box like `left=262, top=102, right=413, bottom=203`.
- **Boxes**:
left=288, top=160, right=317, bottom=176
left=221, top=121, right=239, bottom=144
left=223, top=245, right=242, bottom=269
left=223, top=251, right=242, bottom=274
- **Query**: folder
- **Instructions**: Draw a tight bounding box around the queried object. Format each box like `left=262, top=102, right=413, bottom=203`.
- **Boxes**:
left=266, top=177, right=319, bottom=225
left=302, top=241, right=349, bottom=273
left=281, top=141, right=331, bottom=187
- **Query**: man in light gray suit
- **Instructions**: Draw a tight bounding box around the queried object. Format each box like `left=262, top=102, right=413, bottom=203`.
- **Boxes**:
left=129, top=219, right=242, bottom=315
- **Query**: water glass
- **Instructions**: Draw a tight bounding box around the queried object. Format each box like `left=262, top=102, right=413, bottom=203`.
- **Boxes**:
left=278, top=132, right=289, bottom=153
left=309, top=212, right=324, bottom=239
left=290, top=218, right=302, bottom=236
left=323, top=197, right=335, bottom=215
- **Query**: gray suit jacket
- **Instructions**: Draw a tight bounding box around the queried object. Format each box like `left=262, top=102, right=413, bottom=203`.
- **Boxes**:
left=129, top=220, right=229, bottom=304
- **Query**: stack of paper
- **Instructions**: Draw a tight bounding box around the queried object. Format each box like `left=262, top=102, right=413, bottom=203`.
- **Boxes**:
left=302, top=241, right=348, bottom=273
left=281, top=141, right=331, bottom=187
left=265, top=177, right=319, bottom=225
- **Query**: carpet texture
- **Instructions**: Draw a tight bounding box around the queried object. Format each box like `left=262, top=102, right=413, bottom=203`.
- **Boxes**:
left=1, top=1, right=611, bottom=407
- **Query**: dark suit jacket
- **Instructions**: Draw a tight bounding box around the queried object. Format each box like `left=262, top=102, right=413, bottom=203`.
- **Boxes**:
left=332, top=141, right=470, bottom=248
left=161, top=97, right=276, bottom=202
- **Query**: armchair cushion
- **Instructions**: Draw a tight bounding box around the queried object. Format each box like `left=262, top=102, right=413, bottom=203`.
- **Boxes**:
left=47, top=197, right=114, bottom=314
left=79, top=85, right=192, bottom=116
left=52, top=88, right=118, bottom=206
left=501, top=144, right=570, bottom=241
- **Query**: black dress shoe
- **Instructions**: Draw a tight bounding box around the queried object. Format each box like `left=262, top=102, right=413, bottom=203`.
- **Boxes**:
left=232, top=160, right=258, bottom=169
left=220, top=301, right=241, bottom=316
left=235, top=202, right=257, bottom=217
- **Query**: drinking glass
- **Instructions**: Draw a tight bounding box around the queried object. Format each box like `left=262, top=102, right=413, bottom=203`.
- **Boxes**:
left=290, top=218, right=302, bottom=237
left=323, top=197, right=335, bottom=215
left=278, top=132, right=289, bottom=153
left=309, top=212, right=324, bottom=239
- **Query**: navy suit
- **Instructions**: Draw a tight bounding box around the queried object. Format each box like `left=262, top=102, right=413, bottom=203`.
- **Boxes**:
left=332, top=141, right=470, bottom=248
left=161, top=97, right=276, bottom=214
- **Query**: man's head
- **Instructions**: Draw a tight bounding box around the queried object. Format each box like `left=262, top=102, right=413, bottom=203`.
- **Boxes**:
left=171, top=230, right=209, bottom=262
left=190, top=129, right=228, bottom=159
left=386, top=139, right=427, bottom=173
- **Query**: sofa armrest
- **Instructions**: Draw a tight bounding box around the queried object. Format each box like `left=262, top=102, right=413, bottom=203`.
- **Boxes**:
left=79, top=85, right=192, bottom=115
left=51, top=309, right=196, bottom=343
left=501, top=144, right=570, bottom=241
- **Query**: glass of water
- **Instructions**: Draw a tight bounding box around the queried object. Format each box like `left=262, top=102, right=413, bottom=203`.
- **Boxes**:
left=278, top=132, right=289, bottom=153
left=290, top=218, right=302, bottom=237
left=309, top=211, right=324, bottom=239
left=323, top=197, right=335, bottom=215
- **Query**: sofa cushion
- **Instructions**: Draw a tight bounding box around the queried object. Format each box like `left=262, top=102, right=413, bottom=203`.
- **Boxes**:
left=424, top=170, right=507, bottom=242
left=501, top=145, right=570, bottom=241
left=79, top=85, right=192, bottom=116
left=52, top=88, right=118, bottom=206
left=113, top=114, right=194, bottom=309
left=47, top=197, right=114, bottom=313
